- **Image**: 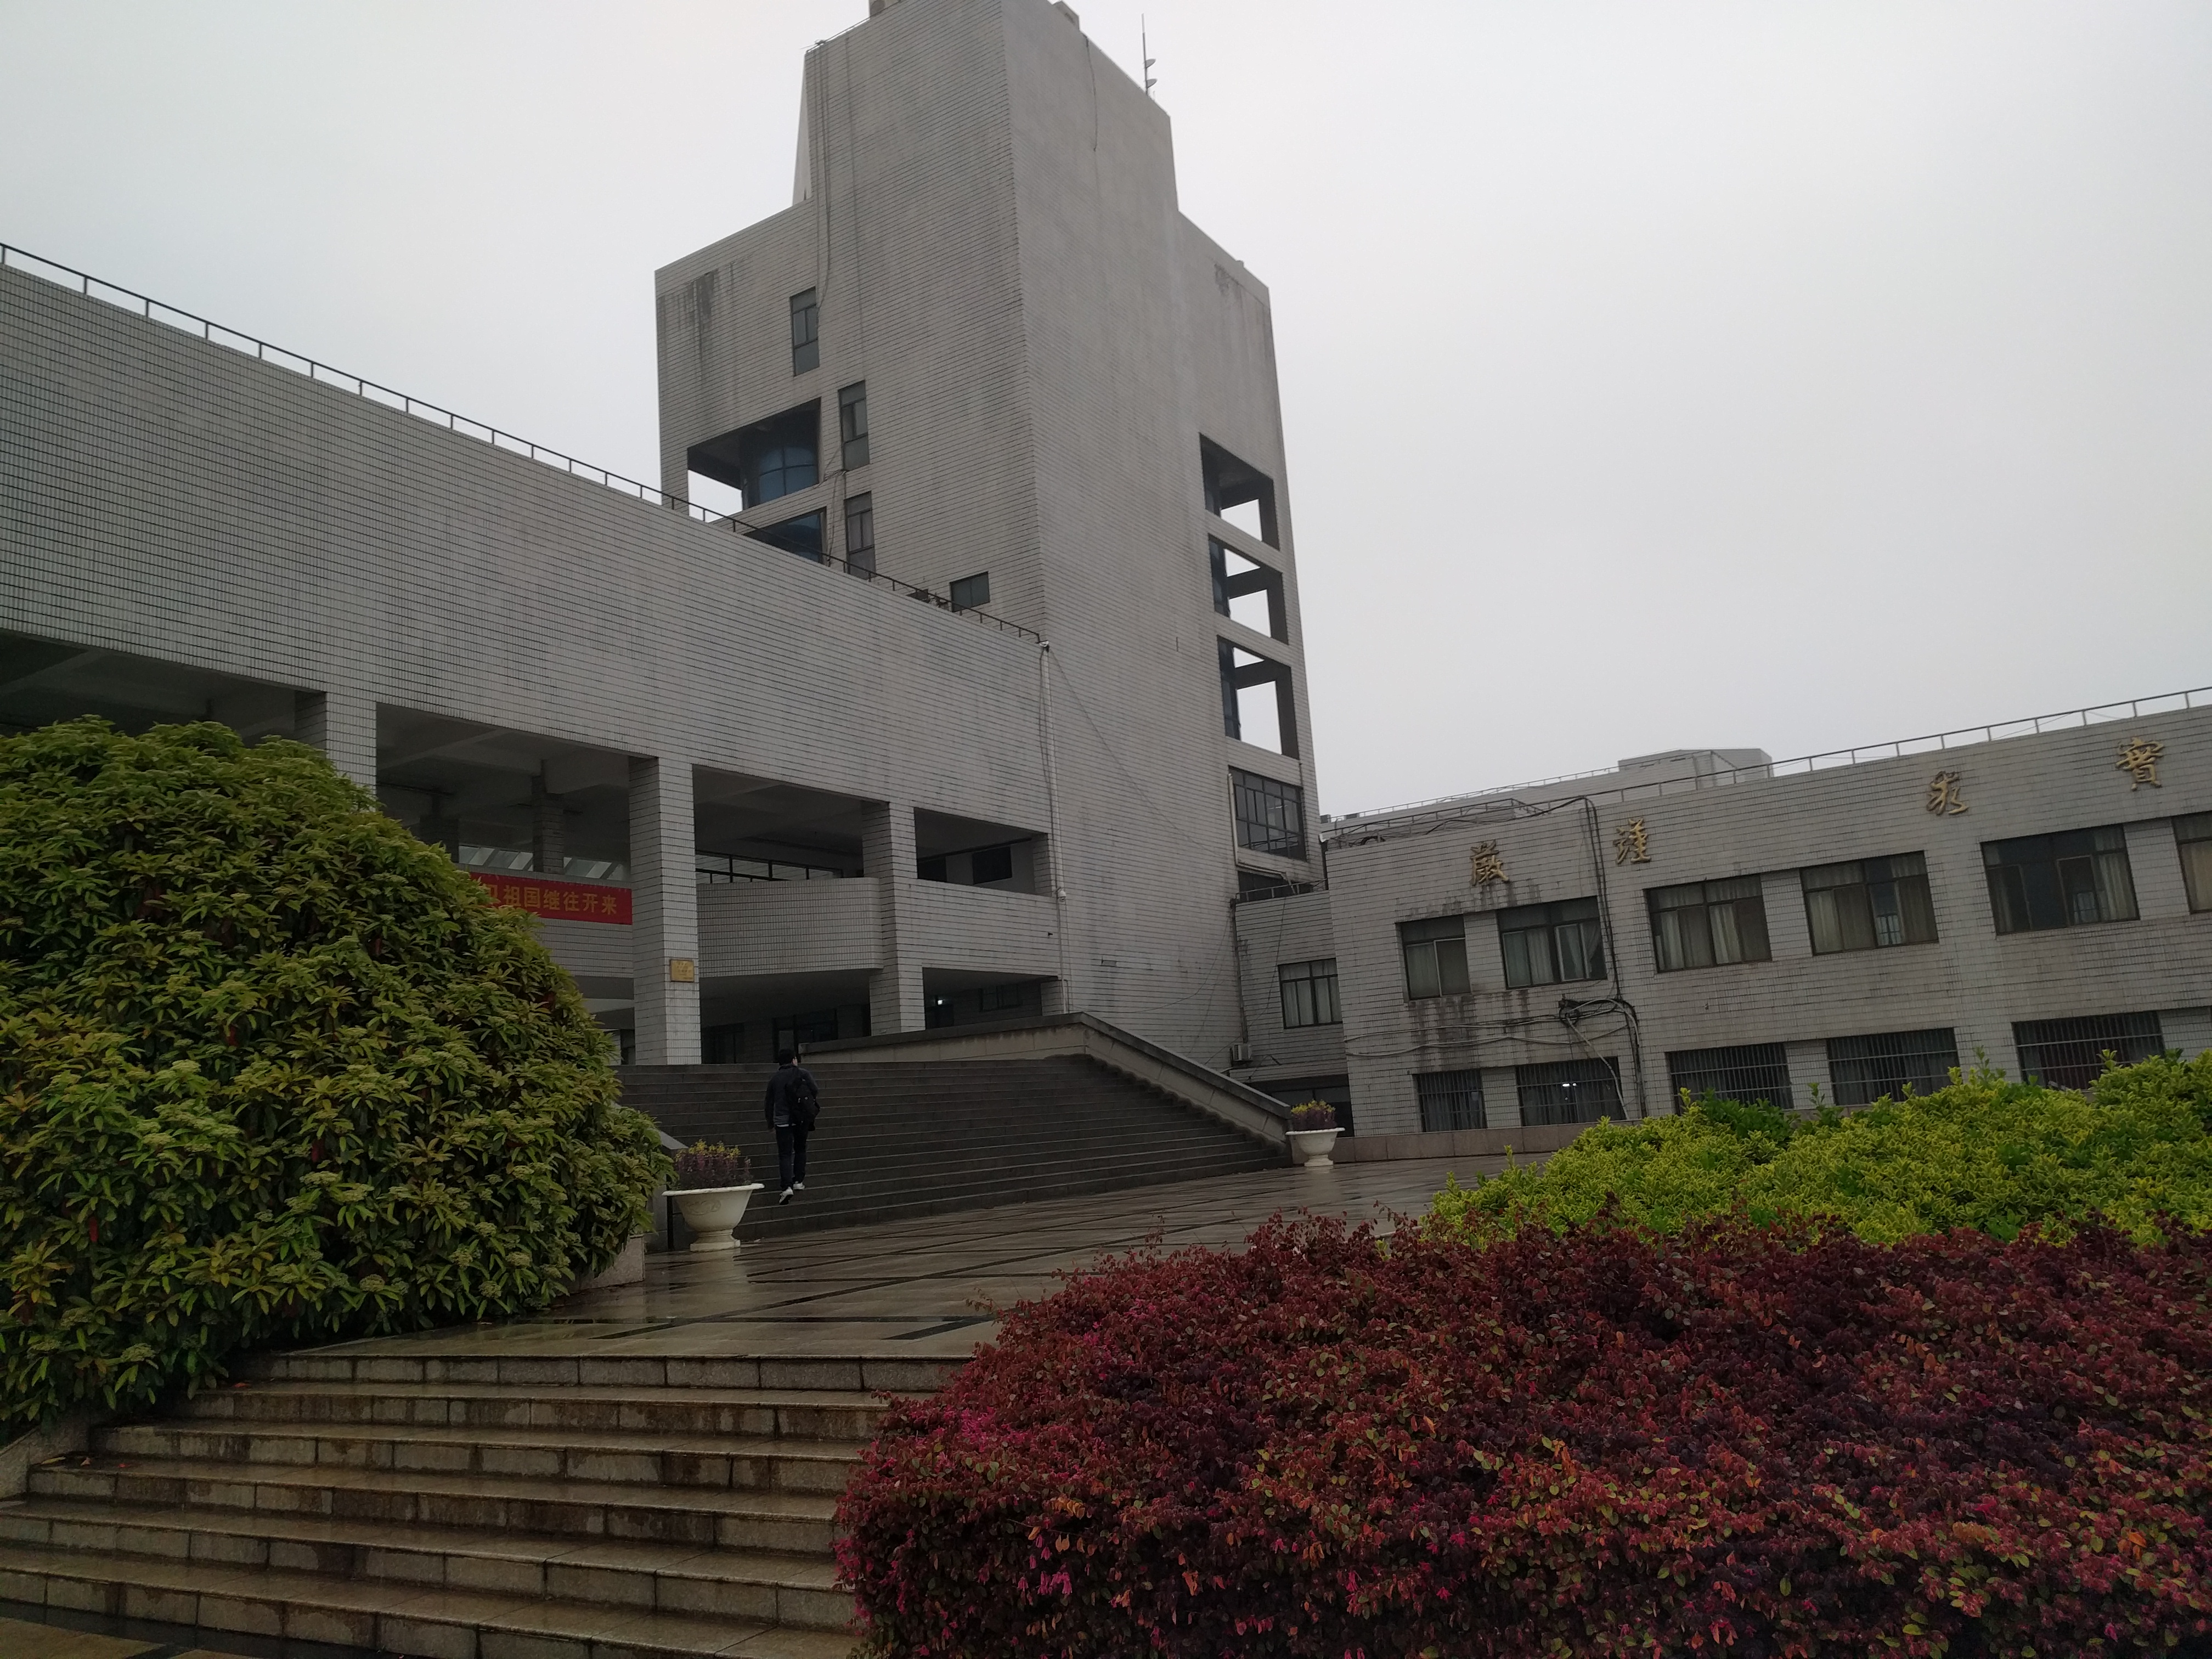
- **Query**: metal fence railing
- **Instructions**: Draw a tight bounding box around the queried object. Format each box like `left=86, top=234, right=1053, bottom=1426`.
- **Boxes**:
left=1, top=240, right=1041, bottom=645
left=1329, top=685, right=2212, bottom=844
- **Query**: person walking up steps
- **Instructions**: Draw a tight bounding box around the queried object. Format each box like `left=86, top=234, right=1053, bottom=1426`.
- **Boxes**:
left=764, top=1048, right=820, bottom=1205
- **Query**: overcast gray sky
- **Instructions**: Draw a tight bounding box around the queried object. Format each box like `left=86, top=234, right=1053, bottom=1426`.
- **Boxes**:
left=4, top=1, right=2207, bottom=814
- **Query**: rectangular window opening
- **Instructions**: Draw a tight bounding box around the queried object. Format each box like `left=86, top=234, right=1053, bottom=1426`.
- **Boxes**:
left=842, top=492, right=876, bottom=575
left=2013, top=1012, right=2163, bottom=1092
left=1209, top=539, right=1288, bottom=641
left=1200, top=437, right=1280, bottom=547
left=746, top=510, right=823, bottom=562
left=1826, top=1028, right=1959, bottom=1108
left=1984, top=825, right=2138, bottom=934
left=1400, top=914, right=1470, bottom=999
left=1229, top=768, right=1306, bottom=860
left=1218, top=640, right=1298, bottom=757
left=685, top=402, right=820, bottom=510
left=1649, top=875, right=1771, bottom=972
left=790, top=289, right=819, bottom=375
left=1517, top=1058, right=1622, bottom=1126
left=1415, top=1069, right=1485, bottom=1132
left=838, top=381, right=870, bottom=469
left=950, top=572, right=991, bottom=612
left=2176, top=812, right=2212, bottom=913
left=1667, top=1043, right=1791, bottom=1110
left=684, top=471, right=746, bottom=519
left=1499, top=896, right=1606, bottom=989
left=1803, top=851, right=1938, bottom=953
left=1277, top=958, right=1341, bottom=1029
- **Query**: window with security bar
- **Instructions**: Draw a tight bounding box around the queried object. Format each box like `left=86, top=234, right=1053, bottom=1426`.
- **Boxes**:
left=2177, top=814, right=2212, bottom=913
left=1415, top=1069, right=1485, bottom=1132
left=1400, top=915, right=1469, bottom=998
left=1983, top=825, right=2138, bottom=934
left=1277, top=958, right=1340, bottom=1028
left=1649, top=876, right=1770, bottom=972
left=1229, top=768, right=1305, bottom=859
left=1802, top=852, right=1937, bottom=953
left=1826, top=1028, right=1958, bottom=1107
left=1498, top=896, right=1605, bottom=988
left=2013, top=1012, right=2163, bottom=1092
left=1668, top=1043, right=1792, bottom=1110
left=1517, top=1058, right=1622, bottom=1126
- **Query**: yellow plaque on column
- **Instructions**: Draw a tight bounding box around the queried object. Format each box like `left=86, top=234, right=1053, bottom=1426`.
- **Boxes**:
left=668, top=958, right=697, bottom=983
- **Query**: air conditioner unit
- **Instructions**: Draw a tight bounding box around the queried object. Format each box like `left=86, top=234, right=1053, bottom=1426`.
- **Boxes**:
left=1228, top=1041, right=1253, bottom=1068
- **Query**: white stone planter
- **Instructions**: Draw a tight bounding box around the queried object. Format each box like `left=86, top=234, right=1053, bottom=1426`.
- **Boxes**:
left=1288, top=1127, right=1342, bottom=1169
left=670, top=1183, right=765, bottom=1251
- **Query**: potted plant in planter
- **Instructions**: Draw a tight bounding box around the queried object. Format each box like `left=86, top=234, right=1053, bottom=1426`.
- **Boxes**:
left=668, top=1142, right=763, bottom=1251
left=1287, top=1101, right=1343, bottom=1169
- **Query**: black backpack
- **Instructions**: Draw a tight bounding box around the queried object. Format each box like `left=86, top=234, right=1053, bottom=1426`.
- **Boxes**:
left=791, top=1068, right=821, bottom=1130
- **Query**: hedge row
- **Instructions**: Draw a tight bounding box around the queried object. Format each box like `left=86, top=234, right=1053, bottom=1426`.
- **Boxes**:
left=1430, top=1053, right=2212, bottom=1245
left=0, top=719, right=667, bottom=1429
left=838, top=1216, right=2212, bottom=1657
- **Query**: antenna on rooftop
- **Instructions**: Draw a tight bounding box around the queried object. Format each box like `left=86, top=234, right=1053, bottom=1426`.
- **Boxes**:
left=1142, top=15, right=1156, bottom=96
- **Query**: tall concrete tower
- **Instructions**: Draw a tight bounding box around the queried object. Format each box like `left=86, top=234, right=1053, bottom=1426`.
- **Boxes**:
left=656, top=0, right=1320, bottom=1065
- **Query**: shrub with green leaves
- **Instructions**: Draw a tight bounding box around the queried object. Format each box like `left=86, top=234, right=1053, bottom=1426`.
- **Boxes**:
left=1430, top=1052, right=2212, bottom=1245
left=0, top=718, right=668, bottom=1430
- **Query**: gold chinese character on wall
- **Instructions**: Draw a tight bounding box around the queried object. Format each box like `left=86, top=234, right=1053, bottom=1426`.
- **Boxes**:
left=1926, top=770, right=1967, bottom=815
left=1469, top=840, right=1506, bottom=887
left=2115, top=737, right=2164, bottom=791
left=1613, top=819, right=1650, bottom=865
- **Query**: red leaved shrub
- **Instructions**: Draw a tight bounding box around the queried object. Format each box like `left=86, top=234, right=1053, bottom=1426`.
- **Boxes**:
left=837, top=1217, right=2212, bottom=1657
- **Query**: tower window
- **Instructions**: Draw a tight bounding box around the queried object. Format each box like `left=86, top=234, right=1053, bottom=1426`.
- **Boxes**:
left=791, top=289, right=820, bottom=374
left=1200, top=436, right=1279, bottom=546
left=1229, top=768, right=1305, bottom=859
left=1209, top=539, right=1287, bottom=641
left=685, top=402, right=820, bottom=510
left=1218, top=640, right=1298, bottom=757
left=843, top=492, right=876, bottom=575
left=839, top=381, right=870, bottom=468
left=950, top=572, right=992, bottom=611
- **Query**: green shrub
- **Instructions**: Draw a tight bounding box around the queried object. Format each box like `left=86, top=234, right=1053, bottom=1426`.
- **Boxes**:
left=0, top=718, right=668, bottom=1429
left=1430, top=1052, right=2212, bottom=1245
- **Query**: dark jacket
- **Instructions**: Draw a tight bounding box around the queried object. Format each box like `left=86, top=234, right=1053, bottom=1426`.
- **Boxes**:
left=764, top=1063, right=819, bottom=1130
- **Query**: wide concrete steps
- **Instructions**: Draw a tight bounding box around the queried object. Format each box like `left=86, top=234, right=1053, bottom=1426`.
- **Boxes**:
left=182, top=1379, right=885, bottom=1441
left=0, top=1537, right=851, bottom=1658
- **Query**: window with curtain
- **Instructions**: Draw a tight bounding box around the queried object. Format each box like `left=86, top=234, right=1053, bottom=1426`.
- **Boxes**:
left=2013, top=1012, right=2164, bottom=1091
left=1517, top=1058, right=1622, bottom=1125
left=1498, top=896, right=1605, bottom=988
left=1400, top=915, right=1469, bottom=998
left=1983, top=826, right=2138, bottom=934
left=2177, top=813, right=2212, bottom=913
left=1415, top=1069, right=1485, bottom=1132
left=1277, top=958, right=1340, bottom=1028
left=1648, top=876, right=1770, bottom=972
left=1802, top=851, right=1938, bottom=953
left=1826, top=1028, right=1959, bottom=1107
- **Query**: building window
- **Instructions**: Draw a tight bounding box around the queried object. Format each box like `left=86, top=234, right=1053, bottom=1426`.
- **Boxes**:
left=1238, top=867, right=1315, bottom=900
left=1499, top=897, right=1605, bottom=988
left=977, top=983, right=1030, bottom=1014
left=1803, top=852, right=1937, bottom=953
left=1826, top=1028, right=1959, bottom=1107
left=2177, top=813, right=2212, bottom=912
left=1399, top=915, right=1469, bottom=998
left=790, top=289, right=819, bottom=374
left=1209, top=539, right=1287, bottom=641
left=1984, top=825, right=2138, bottom=934
left=1517, top=1058, right=1622, bottom=1126
left=843, top=492, right=876, bottom=575
left=1668, top=1043, right=1791, bottom=1110
left=1200, top=436, right=1279, bottom=546
left=683, top=402, right=820, bottom=510
left=839, top=381, right=870, bottom=467
left=746, top=510, right=823, bottom=561
left=969, top=844, right=1014, bottom=884
left=1218, top=640, right=1299, bottom=758
left=2013, top=1012, right=2163, bottom=1092
left=1649, top=876, right=1770, bottom=972
left=950, top=572, right=991, bottom=612
left=1277, top=958, right=1341, bottom=1029
left=702, top=1023, right=746, bottom=1064
left=1230, top=768, right=1305, bottom=859
left=1415, top=1069, right=1485, bottom=1132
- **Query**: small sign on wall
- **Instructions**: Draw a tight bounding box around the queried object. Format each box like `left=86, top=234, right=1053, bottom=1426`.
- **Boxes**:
left=470, top=870, right=632, bottom=924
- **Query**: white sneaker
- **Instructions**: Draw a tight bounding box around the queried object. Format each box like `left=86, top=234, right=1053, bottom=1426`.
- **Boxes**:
left=777, top=1188, right=794, bottom=1205
left=794, top=1182, right=806, bottom=1191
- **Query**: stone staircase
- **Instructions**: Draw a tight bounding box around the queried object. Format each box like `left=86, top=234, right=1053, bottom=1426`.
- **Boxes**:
left=624, top=1052, right=1285, bottom=1241
left=0, top=1350, right=951, bottom=1658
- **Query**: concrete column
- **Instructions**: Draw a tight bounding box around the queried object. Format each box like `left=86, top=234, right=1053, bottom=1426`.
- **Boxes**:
left=1032, top=830, right=1074, bottom=1014
left=629, top=756, right=701, bottom=1065
left=1480, top=1066, right=1521, bottom=1131
left=533, top=776, right=567, bottom=877
left=1784, top=1039, right=1830, bottom=1111
left=862, top=801, right=926, bottom=1034
left=294, top=689, right=377, bottom=792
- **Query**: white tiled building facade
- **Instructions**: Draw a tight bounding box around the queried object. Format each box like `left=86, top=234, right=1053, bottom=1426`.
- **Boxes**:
left=5, top=0, right=2205, bottom=1146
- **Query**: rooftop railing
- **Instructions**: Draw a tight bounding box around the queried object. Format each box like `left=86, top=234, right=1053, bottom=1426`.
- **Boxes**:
left=1327, top=684, right=2212, bottom=843
left=1, top=240, right=1041, bottom=644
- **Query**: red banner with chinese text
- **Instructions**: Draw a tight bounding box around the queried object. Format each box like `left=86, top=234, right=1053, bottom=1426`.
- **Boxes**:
left=470, top=871, right=631, bottom=925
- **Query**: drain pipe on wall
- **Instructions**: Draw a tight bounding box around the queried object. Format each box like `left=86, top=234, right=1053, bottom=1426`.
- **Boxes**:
left=1039, top=642, right=1074, bottom=1008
